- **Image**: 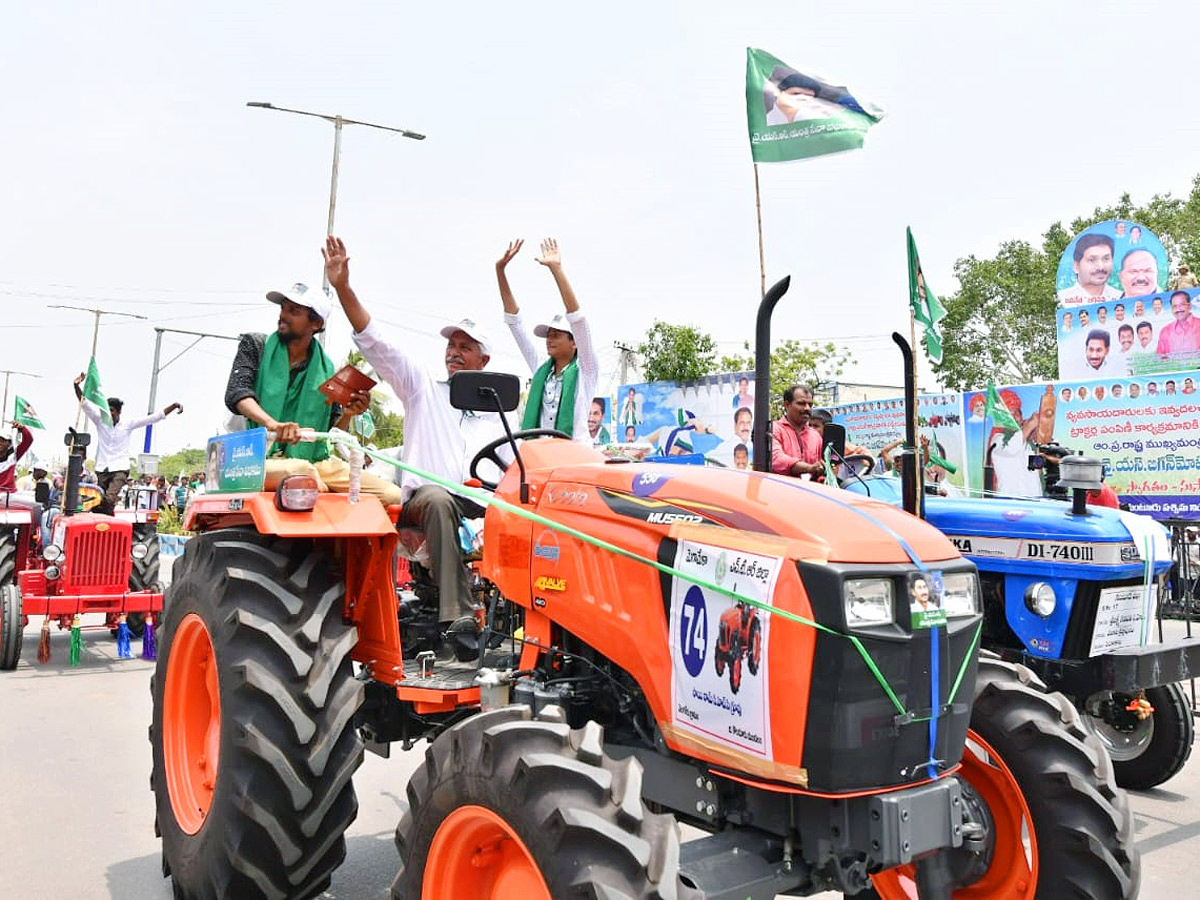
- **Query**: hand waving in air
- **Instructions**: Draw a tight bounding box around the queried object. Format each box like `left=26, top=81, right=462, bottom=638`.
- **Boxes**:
left=496, top=239, right=524, bottom=270
left=535, top=238, right=561, bottom=269
left=322, top=236, right=351, bottom=291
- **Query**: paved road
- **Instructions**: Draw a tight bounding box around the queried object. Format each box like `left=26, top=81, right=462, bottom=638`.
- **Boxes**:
left=1, top=617, right=1196, bottom=899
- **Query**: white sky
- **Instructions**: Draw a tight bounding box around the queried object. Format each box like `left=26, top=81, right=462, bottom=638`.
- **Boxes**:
left=5, top=0, right=1199, bottom=464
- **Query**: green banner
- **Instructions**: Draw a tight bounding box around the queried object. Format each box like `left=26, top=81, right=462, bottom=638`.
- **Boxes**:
left=14, top=395, right=44, bottom=430
left=907, top=228, right=948, bottom=364
left=745, top=48, right=884, bottom=163
left=83, top=356, right=112, bottom=425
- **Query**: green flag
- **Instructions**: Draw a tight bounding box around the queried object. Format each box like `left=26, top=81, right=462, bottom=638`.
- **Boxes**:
left=984, top=381, right=1021, bottom=434
left=13, top=395, right=45, bottom=430
left=353, top=409, right=376, bottom=441
left=745, top=48, right=884, bottom=163
left=83, top=356, right=112, bottom=426
left=907, top=228, right=948, bottom=364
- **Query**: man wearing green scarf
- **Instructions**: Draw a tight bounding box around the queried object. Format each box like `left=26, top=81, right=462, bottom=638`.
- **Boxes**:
left=224, top=282, right=402, bottom=503
left=496, top=237, right=599, bottom=441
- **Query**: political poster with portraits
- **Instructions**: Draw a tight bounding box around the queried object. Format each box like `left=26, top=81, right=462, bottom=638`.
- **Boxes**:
left=616, top=372, right=757, bottom=468
left=1056, top=288, right=1200, bottom=380
left=830, top=394, right=968, bottom=495
left=1055, top=219, right=1169, bottom=308
left=959, top=375, right=1200, bottom=519
left=1054, top=373, right=1200, bottom=518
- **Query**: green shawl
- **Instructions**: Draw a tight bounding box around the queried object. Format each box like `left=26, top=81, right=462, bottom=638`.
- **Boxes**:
left=522, top=355, right=578, bottom=435
left=252, top=333, right=335, bottom=461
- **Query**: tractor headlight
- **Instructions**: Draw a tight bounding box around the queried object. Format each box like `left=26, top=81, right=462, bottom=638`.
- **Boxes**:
left=44, top=565, right=61, bottom=581
left=844, top=578, right=894, bottom=627
left=43, top=544, right=63, bottom=562
left=131, top=543, right=149, bottom=560
left=1024, top=582, right=1056, bottom=617
left=941, top=572, right=980, bottom=618
left=275, top=474, right=320, bottom=512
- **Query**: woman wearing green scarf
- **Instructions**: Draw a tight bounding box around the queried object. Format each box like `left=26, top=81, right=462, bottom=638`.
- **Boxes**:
left=496, top=237, right=599, bottom=441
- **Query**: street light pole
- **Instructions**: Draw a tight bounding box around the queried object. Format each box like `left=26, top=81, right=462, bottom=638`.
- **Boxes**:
left=49, top=305, right=149, bottom=430
left=144, top=327, right=240, bottom=453
left=246, top=101, right=426, bottom=296
left=0, top=369, right=41, bottom=429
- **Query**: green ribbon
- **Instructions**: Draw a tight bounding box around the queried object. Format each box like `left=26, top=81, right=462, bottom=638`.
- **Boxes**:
left=315, top=432, right=980, bottom=719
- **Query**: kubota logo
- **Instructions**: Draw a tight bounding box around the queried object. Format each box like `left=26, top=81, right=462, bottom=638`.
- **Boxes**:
left=534, top=576, right=567, bottom=592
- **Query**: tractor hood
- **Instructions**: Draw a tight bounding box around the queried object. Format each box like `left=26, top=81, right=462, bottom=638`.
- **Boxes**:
left=843, top=475, right=1172, bottom=575
left=517, top=455, right=960, bottom=566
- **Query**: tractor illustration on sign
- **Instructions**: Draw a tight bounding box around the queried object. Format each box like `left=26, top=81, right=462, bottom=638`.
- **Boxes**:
left=713, top=600, right=762, bottom=693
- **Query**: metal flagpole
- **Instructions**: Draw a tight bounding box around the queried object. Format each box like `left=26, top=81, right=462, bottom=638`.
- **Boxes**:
left=753, top=163, right=767, bottom=299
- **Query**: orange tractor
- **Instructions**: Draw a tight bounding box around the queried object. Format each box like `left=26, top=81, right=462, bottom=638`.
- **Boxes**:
left=150, top=371, right=1138, bottom=899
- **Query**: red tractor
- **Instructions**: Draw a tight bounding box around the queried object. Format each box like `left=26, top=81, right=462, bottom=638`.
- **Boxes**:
left=713, top=601, right=761, bottom=693
left=0, top=431, right=164, bottom=668
left=148, top=368, right=1139, bottom=899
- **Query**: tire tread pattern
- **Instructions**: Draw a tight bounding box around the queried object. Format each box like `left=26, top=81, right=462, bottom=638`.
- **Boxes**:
left=150, top=530, right=364, bottom=900
left=392, top=705, right=684, bottom=900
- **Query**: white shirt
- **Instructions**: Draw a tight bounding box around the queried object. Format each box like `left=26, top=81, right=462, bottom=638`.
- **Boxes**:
left=81, top=400, right=165, bottom=473
left=988, top=432, right=1042, bottom=499
left=504, top=310, right=599, bottom=443
left=352, top=320, right=508, bottom=501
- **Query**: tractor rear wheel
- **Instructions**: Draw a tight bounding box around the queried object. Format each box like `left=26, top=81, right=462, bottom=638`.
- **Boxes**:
left=0, top=529, right=17, bottom=589
left=150, top=530, right=363, bottom=900
left=868, top=654, right=1139, bottom=899
left=1081, top=683, right=1195, bottom=790
left=0, top=583, right=23, bottom=670
left=393, top=705, right=684, bottom=899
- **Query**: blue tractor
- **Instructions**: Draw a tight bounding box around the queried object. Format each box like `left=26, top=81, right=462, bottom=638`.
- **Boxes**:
left=840, top=465, right=1196, bottom=788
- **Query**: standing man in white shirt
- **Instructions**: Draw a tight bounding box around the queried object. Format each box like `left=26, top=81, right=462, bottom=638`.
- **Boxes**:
left=322, top=236, right=508, bottom=643
left=495, top=237, right=599, bottom=442
left=72, top=374, right=182, bottom=515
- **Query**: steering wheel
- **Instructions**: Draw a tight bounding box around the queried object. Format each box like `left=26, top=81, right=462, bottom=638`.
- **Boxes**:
left=839, top=453, right=877, bottom=480
left=470, top=428, right=571, bottom=490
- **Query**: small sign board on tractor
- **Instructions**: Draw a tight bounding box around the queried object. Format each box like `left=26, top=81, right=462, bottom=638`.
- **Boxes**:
left=204, top=430, right=268, bottom=493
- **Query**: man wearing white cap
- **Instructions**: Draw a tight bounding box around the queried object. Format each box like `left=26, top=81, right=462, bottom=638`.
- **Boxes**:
left=322, top=236, right=508, bottom=641
left=495, top=237, right=598, bottom=442
left=224, top=281, right=401, bottom=502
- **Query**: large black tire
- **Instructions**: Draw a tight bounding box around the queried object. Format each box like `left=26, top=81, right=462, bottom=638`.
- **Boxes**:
left=0, top=529, right=17, bottom=589
left=130, top=523, right=161, bottom=592
left=867, top=654, right=1140, bottom=899
left=1081, top=683, right=1195, bottom=790
left=393, top=705, right=684, bottom=899
left=0, top=583, right=22, bottom=670
left=969, top=655, right=1139, bottom=898
left=150, top=530, right=363, bottom=900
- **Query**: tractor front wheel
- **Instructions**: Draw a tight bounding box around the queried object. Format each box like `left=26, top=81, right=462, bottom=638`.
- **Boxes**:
left=0, top=583, right=23, bottom=669
left=869, top=654, right=1139, bottom=899
left=1081, top=683, right=1195, bottom=790
left=393, top=705, right=684, bottom=899
left=150, top=530, right=364, bottom=900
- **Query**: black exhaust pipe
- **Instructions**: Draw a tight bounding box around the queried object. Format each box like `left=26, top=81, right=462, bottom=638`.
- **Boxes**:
left=891, top=333, right=921, bottom=518
left=753, top=276, right=791, bottom=473
left=62, top=430, right=91, bottom=516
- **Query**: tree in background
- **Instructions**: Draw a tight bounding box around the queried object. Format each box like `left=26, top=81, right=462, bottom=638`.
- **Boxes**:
left=720, top=339, right=852, bottom=419
left=637, top=322, right=717, bottom=383
left=158, top=447, right=206, bottom=479
left=934, top=173, right=1200, bottom=390
left=345, top=350, right=404, bottom=448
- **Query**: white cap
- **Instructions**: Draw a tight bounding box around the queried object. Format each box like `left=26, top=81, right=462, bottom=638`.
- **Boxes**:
left=533, top=313, right=574, bottom=339
left=439, top=318, right=493, bottom=355
left=266, top=282, right=333, bottom=323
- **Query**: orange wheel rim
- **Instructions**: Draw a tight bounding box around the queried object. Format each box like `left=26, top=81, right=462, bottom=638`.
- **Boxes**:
left=163, top=613, right=221, bottom=835
left=870, top=729, right=1038, bottom=898
left=424, top=805, right=552, bottom=899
